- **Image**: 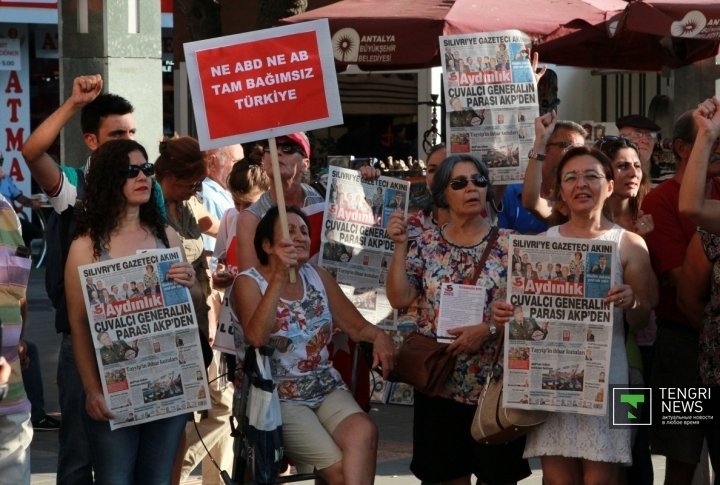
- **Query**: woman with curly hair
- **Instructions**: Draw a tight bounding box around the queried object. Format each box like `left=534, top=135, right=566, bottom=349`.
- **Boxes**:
left=64, top=139, right=197, bottom=483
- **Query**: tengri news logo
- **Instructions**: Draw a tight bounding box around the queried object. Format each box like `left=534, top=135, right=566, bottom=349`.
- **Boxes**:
left=611, top=387, right=652, bottom=426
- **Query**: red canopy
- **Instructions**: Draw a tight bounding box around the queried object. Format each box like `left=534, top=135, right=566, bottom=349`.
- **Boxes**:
left=621, top=1, right=720, bottom=40
left=282, top=0, right=720, bottom=71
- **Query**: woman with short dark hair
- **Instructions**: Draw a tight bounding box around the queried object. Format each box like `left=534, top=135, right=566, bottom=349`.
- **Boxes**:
left=495, top=146, right=657, bottom=482
left=232, top=206, right=394, bottom=484
left=386, top=154, right=530, bottom=484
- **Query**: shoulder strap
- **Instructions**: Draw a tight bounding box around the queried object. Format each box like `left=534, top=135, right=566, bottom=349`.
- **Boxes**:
left=466, top=226, right=499, bottom=285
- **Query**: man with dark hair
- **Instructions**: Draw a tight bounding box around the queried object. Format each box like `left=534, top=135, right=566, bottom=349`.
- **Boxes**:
left=641, top=109, right=720, bottom=485
left=21, top=74, right=136, bottom=484
left=499, top=112, right=586, bottom=234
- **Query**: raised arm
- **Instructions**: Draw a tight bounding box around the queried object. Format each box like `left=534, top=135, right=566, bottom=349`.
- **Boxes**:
left=65, top=235, right=114, bottom=420
left=614, top=231, right=658, bottom=330
left=521, top=112, right=556, bottom=220
left=677, top=232, right=712, bottom=328
left=385, top=210, right=418, bottom=308
left=678, top=96, right=720, bottom=232
left=316, top=267, right=395, bottom=377
left=22, top=75, right=103, bottom=193
left=235, top=210, right=261, bottom=272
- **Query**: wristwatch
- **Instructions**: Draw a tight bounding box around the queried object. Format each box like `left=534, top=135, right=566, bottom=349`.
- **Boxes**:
left=528, top=149, right=546, bottom=161
left=487, top=321, right=498, bottom=336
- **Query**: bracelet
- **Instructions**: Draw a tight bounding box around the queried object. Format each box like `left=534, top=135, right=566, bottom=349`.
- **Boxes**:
left=630, top=297, right=640, bottom=310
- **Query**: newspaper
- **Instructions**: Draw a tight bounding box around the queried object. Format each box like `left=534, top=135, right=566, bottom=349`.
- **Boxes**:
left=439, top=30, right=539, bottom=185
left=319, top=166, right=409, bottom=325
left=503, top=235, right=617, bottom=416
left=79, top=248, right=211, bottom=430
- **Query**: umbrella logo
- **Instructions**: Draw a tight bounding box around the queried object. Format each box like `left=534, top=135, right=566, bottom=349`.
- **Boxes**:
left=332, top=28, right=361, bottom=63
left=670, top=10, right=707, bottom=38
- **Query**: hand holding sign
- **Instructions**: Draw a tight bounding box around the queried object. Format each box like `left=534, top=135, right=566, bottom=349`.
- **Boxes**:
left=184, top=20, right=343, bottom=278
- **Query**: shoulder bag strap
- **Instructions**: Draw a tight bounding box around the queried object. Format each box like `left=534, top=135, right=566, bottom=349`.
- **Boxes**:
left=466, top=226, right=499, bottom=285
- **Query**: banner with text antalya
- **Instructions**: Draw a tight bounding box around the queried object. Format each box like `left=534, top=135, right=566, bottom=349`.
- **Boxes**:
left=184, top=19, right=342, bottom=150
left=320, top=166, right=409, bottom=325
left=440, top=30, right=538, bottom=185
left=504, top=235, right=617, bottom=416
left=79, top=248, right=210, bottom=430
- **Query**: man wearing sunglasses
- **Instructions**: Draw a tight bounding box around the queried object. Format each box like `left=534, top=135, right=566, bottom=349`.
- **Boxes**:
left=498, top=112, right=585, bottom=234
left=21, top=74, right=141, bottom=485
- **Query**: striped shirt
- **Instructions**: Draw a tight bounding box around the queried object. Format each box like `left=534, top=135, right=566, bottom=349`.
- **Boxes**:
left=0, top=194, right=30, bottom=414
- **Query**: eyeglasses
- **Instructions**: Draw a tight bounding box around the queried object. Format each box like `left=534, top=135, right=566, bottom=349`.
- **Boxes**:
left=595, top=135, right=637, bottom=155
left=124, top=163, right=155, bottom=178
left=262, top=144, right=305, bottom=157
left=449, top=174, right=488, bottom=190
left=561, top=170, right=606, bottom=185
left=625, top=130, right=658, bottom=141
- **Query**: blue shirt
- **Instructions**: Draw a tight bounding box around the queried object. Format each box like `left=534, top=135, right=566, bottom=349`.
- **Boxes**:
left=498, top=183, right=547, bottom=235
left=199, top=178, right=233, bottom=265
left=0, top=175, right=22, bottom=202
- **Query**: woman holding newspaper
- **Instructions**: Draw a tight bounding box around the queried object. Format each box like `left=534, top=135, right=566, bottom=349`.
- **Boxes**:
left=65, top=139, right=197, bottom=484
left=386, top=154, right=530, bottom=485
left=494, top=146, right=657, bottom=483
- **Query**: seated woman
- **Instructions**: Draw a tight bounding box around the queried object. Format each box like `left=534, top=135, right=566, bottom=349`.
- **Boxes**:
left=65, top=139, right=198, bottom=483
left=232, top=206, right=394, bottom=484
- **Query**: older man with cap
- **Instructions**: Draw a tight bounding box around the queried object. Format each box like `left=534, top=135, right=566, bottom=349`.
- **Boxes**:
left=617, top=115, right=661, bottom=177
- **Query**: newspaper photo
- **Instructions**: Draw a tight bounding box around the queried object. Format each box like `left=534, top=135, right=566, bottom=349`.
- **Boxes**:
left=503, top=235, right=617, bottom=416
left=79, top=248, right=211, bottom=430
left=439, top=30, right=539, bottom=185
left=320, top=166, right=409, bottom=325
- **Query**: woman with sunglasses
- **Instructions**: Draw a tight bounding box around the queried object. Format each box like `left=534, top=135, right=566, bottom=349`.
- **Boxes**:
left=64, top=139, right=197, bottom=483
left=387, top=155, right=530, bottom=485
left=494, top=146, right=657, bottom=483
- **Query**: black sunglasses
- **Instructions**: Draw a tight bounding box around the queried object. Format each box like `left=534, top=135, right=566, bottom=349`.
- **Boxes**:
left=595, top=135, right=637, bottom=155
left=449, top=174, right=488, bottom=191
left=124, top=163, right=155, bottom=179
left=262, top=144, right=305, bottom=156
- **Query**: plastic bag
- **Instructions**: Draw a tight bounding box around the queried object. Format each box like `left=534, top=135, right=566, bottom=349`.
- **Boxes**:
left=245, top=347, right=284, bottom=484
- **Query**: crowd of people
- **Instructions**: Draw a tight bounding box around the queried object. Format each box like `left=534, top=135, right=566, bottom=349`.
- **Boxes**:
left=1, top=66, right=719, bottom=485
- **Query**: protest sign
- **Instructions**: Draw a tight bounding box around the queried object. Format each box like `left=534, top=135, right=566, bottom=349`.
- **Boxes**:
left=439, top=30, right=538, bottom=185
left=184, top=19, right=343, bottom=150
left=79, top=248, right=210, bottom=430
left=504, top=235, right=617, bottom=416
left=319, top=166, right=409, bottom=325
